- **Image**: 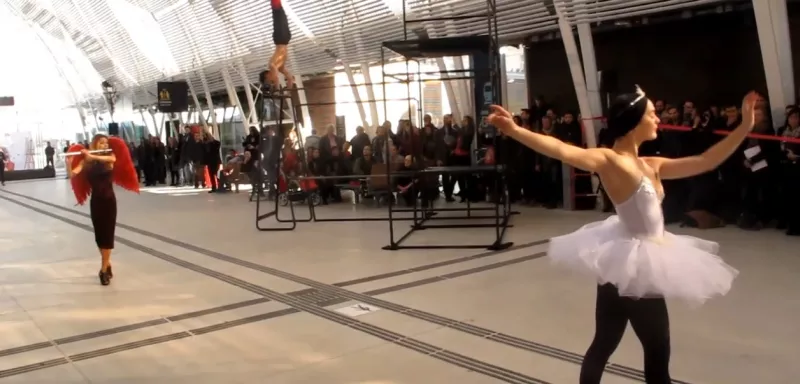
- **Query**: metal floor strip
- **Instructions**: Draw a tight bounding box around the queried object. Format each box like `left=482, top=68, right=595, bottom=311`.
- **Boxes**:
left=0, top=190, right=695, bottom=384
left=0, top=193, right=548, bottom=384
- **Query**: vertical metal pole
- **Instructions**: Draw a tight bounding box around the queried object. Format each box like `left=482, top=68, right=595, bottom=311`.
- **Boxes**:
left=416, top=60, right=423, bottom=129
left=402, top=0, right=408, bottom=40
left=382, top=46, right=395, bottom=248
left=487, top=0, right=500, bottom=245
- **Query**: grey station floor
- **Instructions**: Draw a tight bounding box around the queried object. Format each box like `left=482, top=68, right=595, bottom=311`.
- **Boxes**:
left=0, top=179, right=798, bottom=384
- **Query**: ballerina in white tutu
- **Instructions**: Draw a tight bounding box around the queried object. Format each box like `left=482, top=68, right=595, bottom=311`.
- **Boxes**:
left=488, top=87, right=757, bottom=384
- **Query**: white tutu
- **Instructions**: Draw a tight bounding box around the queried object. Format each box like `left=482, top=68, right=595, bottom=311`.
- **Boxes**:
left=548, top=215, right=738, bottom=305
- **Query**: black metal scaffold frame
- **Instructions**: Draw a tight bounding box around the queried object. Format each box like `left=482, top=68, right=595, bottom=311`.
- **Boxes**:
left=378, top=0, right=513, bottom=250
left=253, top=0, right=514, bottom=251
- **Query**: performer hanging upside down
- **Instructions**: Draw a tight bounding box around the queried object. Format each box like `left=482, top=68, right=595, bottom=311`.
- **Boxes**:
left=266, top=0, right=294, bottom=89
left=67, top=135, right=139, bottom=286
left=488, top=87, right=756, bottom=384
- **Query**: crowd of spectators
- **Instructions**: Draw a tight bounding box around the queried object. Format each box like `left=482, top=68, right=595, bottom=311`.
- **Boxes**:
left=524, top=95, right=800, bottom=236
left=123, top=126, right=223, bottom=192
left=120, top=94, right=800, bottom=236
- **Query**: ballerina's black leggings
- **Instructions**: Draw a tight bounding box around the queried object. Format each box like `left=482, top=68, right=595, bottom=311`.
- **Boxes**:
left=580, top=283, right=671, bottom=384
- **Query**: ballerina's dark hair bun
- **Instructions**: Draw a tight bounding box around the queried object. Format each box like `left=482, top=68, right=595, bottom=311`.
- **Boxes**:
left=606, top=85, right=649, bottom=142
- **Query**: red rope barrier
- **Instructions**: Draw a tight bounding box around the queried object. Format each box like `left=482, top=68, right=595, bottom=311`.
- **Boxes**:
left=581, top=116, right=800, bottom=144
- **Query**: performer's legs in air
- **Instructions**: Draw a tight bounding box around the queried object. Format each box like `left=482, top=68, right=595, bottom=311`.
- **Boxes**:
left=269, top=45, right=294, bottom=88
left=269, top=0, right=294, bottom=88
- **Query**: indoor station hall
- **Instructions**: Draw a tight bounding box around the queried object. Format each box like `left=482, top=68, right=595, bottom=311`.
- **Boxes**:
left=0, top=174, right=798, bottom=384
left=1, top=0, right=800, bottom=383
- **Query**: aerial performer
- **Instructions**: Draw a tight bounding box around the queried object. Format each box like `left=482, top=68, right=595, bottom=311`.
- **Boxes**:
left=67, top=134, right=139, bottom=286
left=266, top=0, right=294, bottom=89
left=487, top=87, right=756, bottom=383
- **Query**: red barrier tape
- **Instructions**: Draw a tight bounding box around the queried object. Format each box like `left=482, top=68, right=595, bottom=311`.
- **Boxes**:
left=581, top=116, right=800, bottom=144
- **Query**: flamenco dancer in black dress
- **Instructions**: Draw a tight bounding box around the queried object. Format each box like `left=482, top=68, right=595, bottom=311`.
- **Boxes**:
left=67, top=134, right=139, bottom=285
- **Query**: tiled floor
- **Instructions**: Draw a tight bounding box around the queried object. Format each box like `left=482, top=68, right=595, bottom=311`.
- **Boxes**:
left=0, top=179, right=798, bottom=383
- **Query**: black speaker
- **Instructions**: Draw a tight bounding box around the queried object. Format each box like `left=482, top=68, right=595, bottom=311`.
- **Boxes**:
left=600, top=70, right=619, bottom=94
left=157, top=81, right=189, bottom=113
left=108, top=122, right=119, bottom=136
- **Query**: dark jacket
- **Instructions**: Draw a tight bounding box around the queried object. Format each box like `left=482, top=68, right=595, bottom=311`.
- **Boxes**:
left=204, top=139, right=222, bottom=165
left=243, top=132, right=260, bottom=157
left=319, top=134, right=346, bottom=161
left=349, top=133, right=371, bottom=160
left=434, top=124, right=460, bottom=163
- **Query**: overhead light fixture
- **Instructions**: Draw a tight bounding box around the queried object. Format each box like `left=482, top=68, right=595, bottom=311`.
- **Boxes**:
left=101, top=80, right=118, bottom=121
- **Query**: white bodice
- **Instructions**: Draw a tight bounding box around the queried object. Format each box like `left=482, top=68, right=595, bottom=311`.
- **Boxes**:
left=614, top=178, right=665, bottom=238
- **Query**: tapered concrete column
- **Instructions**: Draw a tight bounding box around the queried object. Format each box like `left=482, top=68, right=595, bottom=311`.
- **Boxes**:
left=361, top=63, right=381, bottom=134
left=236, top=60, right=258, bottom=127
left=222, top=67, right=246, bottom=137
left=753, top=0, right=795, bottom=126
left=554, top=5, right=596, bottom=148
left=188, top=79, right=209, bottom=131
left=577, top=23, right=603, bottom=147
left=343, top=64, right=370, bottom=129
left=198, top=69, right=218, bottom=138
left=437, top=58, right=462, bottom=122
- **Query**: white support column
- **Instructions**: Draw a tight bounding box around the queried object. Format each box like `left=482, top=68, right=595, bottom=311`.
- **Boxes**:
left=753, top=0, right=795, bottom=126
left=555, top=3, right=599, bottom=208
left=554, top=5, right=596, bottom=149
left=158, top=113, right=166, bottom=139
left=221, top=68, right=244, bottom=115
left=287, top=49, right=312, bottom=136
left=520, top=44, right=530, bottom=107
left=221, top=67, right=246, bottom=137
left=139, top=109, right=148, bottom=138
left=453, top=56, right=474, bottom=120
left=438, top=3, right=469, bottom=121
left=436, top=58, right=461, bottom=122
left=577, top=22, right=603, bottom=146
left=148, top=109, right=158, bottom=136
left=343, top=64, right=370, bottom=129
left=361, top=62, right=380, bottom=133
left=236, top=60, right=258, bottom=127
left=198, top=69, right=218, bottom=138
left=188, top=79, right=209, bottom=131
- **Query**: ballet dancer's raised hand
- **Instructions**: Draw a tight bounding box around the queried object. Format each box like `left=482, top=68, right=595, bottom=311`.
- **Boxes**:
left=740, top=91, right=758, bottom=131
left=487, top=105, right=520, bottom=135
left=649, top=90, right=760, bottom=180
left=487, top=105, right=610, bottom=173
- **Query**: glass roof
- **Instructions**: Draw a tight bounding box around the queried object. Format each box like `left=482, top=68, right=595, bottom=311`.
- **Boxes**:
left=1, top=0, right=725, bottom=107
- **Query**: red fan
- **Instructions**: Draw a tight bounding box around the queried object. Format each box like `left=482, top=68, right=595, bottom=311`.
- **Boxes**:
left=67, top=137, right=139, bottom=205
left=107, top=137, right=139, bottom=194
left=67, top=144, right=91, bottom=205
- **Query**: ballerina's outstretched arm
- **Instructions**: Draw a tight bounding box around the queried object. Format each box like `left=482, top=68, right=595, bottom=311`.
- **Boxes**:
left=487, top=105, right=612, bottom=173
left=645, top=92, right=757, bottom=180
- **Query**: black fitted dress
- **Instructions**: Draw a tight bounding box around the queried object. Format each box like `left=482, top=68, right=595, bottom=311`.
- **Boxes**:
left=87, top=162, right=117, bottom=249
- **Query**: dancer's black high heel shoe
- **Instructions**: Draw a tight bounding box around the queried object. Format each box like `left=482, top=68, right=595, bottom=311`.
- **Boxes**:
left=98, top=269, right=111, bottom=286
